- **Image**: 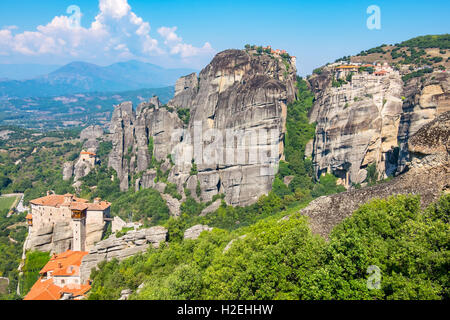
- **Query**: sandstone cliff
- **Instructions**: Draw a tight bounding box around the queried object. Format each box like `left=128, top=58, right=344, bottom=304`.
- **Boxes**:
left=107, top=49, right=297, bottom=206
left=63, top=125, right=104, bottom=182
left=299, top=111, right=449, bottom=238
left=308, top=65, right=449, bottom=187
left=80, top=226, right=168, bottom=283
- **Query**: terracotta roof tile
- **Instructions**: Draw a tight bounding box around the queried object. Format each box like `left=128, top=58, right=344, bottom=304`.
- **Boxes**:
left=70, top=202, right=89, bottom=211
left=40, top=250, right=88, bottom=276
left=29, top=194, right=89, bottom=207
left=87, top=201, right=111, bottom=211
left=24, top=278, right=91, bottom=300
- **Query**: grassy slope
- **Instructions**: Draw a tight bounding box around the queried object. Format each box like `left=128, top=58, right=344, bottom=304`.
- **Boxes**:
left=0, top=196, right=18, bottom=211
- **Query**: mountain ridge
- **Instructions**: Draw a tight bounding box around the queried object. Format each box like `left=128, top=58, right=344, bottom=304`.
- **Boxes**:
left=0, top=60, right=197, bottom=99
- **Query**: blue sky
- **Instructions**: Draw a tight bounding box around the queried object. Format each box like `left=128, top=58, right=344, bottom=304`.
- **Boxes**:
left=0, top=0, right=449, bottom=75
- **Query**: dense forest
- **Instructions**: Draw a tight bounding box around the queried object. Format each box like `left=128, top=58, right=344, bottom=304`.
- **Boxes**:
left=89, top=194, right=449, bottom=300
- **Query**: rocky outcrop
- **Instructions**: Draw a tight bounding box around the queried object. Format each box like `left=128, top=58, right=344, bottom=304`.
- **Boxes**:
left=63, top=125, right=104, bottom=182
left=397, top=73, right=450, bottom=172
left=80, top=125, right=104, bottom=150
left=161, top=194, right=181, bottom=217
left=184, top=224, right=213, bottom=240
left=108, top=101, right=183, bottom=192
left=408, top=111, right=449, bottom=170
left=106, top=49, right=297, bottom=207
left=309, top=68, right=405, bottom=186
left=80, top=226, right=168, bottom=283
left=299, top=111, right=450, bottom=239
left=25, top=220, right=106, bottom=254
left=72, top=156, right=96, bottom=181
left=25, top=223, right=72, bottom=253
left=308, top=66, right=449, bottom=187
left=62, top=162, right=74, bottom=181
left=200, top=199, right=222, bottom=216
left=170, top=73, right=198, bottom=109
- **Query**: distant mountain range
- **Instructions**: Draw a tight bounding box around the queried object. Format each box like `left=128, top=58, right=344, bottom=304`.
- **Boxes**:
left=0, top=60, right=196, bottom=98
left=0, top=64, right=61, bottom=80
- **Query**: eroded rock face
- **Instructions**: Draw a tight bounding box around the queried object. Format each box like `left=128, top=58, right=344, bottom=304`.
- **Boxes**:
left=299, top=111, right=450, bottom=239
left=80, top=226, right=168, bottom=283
left=107, top=49, right=297, bottom=206
left=63, top=125, right=104, bottom=182
left=108, top=101, right=184, bottom=192
left=408, top=111, right=449, bottom=170
left=62, top=162, right=74, bottom=181
left=80, top=125, right=104, bottom=150
left=169, top=50, right=297, bottom=206
left=25, top=220, right=106, bottom=254
left=184, top=224, right=213, bottom=240
left=397, top=73, right=450, bottom=172
left=308, top=67, right=449, bottom=186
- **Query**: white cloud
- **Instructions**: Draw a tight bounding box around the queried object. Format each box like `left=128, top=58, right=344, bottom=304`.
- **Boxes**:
left=0, top=0, right=215, bottom=66
left=158, top=26, right=215, bottom=58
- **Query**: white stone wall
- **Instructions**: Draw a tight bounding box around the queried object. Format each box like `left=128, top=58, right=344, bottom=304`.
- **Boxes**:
left=31, top=204, right=72, bottom=230
left=53, top=275, right=81, bottom=287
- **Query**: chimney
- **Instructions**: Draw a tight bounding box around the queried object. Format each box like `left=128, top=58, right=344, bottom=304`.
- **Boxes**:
left=47, top=191, right=51, bottom=196
left=94, top=198, right=101, bottom=204
left=64, top=194, right=73, bottom=204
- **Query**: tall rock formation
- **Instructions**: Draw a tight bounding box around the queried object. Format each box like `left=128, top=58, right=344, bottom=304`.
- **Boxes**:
left=308, top=64, right=449, bottom=187
left=299, top=110, right=449, bottom=238
left=107, top=49, right=297, bottom=206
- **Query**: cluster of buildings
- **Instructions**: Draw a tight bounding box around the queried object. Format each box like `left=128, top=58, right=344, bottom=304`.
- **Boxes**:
left=24, top=251, right=91, bottom=300
left=334, top=62, right=394, bottom=80
left=247, top=45, right=297, bottom=65
left=24, top=192, right=111, bottom=300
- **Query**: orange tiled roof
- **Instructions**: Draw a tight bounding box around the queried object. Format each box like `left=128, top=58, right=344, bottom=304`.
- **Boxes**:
left=80, top=151, right=96, bottom=156
left=60, top=283, right=91, bottom=297
left=374, top=70, right=388, bottom=75
left=24, top=278, right=91, bottom=300
left=336, top=65, right=359, bottom=69
left=29, top=194, right=109, bottom=211
left=70, top=202, right=89, bottom=211
left=29, top=194, right=89, bottom=207
left=24, top=278, right=63, bottom=300
left=40, top=250, right=88, bottom=276
left=87, top=201, right=111, bottom=211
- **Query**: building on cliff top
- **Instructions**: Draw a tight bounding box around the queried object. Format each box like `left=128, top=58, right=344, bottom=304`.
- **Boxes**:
left=27, top=192, right=111, bottom=252
left=79, top=150, right=97, bottom=166
left=24, top=250, right=90, bottom=300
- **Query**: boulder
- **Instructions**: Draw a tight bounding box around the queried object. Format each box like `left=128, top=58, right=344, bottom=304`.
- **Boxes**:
left=184, top=225, right=213, bottom=240
left=200, top=199, right=222, bottom=217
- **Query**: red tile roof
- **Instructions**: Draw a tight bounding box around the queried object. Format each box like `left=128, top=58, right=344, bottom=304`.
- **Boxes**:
left=29, top=194, right=88, bottom=207
left=40, top=250, right=88, bottom=276
left=24, top=251, right=91, bottom=300
left=24, top=278, right=91, bottom=300
left=29, top=194, right=110, bottom=211
left=70, top=202, right=89, bottom=211
left=87, top=201, right=111, bottom=211
left=80, top=151, right=96, bottom=156
left=24, top=278, right=63, bottom=300
left=336, top=65, right=359, bottom=69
